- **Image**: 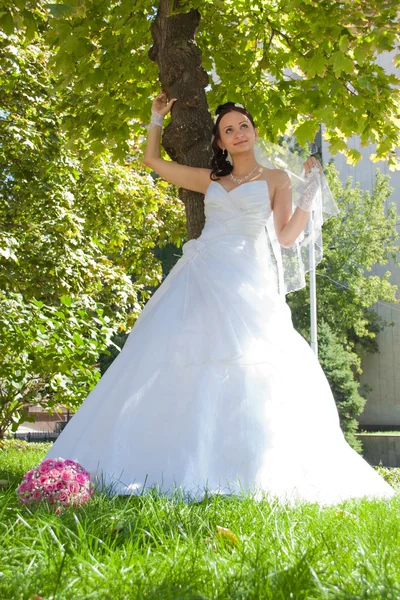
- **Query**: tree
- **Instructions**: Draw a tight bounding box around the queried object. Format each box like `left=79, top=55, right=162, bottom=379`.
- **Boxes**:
left=2, top=0, right=398, bottom=239
left=0, top=34, right=186, bottom=437
left=316, top=320, right=366, bottom=452
left=0, top=292, right=116, bottom=439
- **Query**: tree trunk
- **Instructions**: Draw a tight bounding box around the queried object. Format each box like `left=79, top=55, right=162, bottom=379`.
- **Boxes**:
left=148, top=0, right=213, bottom=240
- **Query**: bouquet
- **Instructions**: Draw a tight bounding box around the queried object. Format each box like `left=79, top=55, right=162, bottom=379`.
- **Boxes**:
left=16, top=458, right=94, bottom=510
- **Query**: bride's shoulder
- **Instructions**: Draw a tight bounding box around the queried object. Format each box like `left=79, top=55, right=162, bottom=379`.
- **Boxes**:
left=260, top=168, right=290, bottom=211
left=260, top=167, right=289, bottom=184
left=262, top=168, right=291, bottom=194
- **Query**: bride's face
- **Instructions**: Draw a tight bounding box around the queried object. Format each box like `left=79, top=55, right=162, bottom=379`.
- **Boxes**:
left=217, top=111, right=257, bottom=155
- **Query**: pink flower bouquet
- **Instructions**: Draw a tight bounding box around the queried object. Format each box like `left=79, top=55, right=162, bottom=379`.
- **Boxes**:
left=16, top=458, right=94, bottom=510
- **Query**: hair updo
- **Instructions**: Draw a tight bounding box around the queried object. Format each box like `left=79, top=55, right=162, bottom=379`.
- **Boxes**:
left=210, top=102, right=257, bottom=181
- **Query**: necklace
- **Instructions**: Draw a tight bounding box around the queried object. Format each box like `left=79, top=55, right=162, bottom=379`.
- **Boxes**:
left=230, top=163, right=259, bottom=185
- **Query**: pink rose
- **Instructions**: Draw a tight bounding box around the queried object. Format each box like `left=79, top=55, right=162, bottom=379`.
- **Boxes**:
left=49, top=469, right=61, bottom=480
left=39, top=475, right=49, bottom=485
left=75, top=473, right=87, bottom=485
left=54, top=461, right=65, bottom=470
left=24, top=470, right=34, bottom=481
left=27, top=481, right=35, bottom=492
left=68, top=481, right=80, bottom=494
left=58, top=490, right=70, bottom=504
left=32, top=489, right=42, bottom=501
left=18, top=482, right=27, bottom=493
left=42, top=459, right=56, bottom=467
left=55, top=481, right=64, bottom=491
left=45, top=483, right=56, bottom=493
left=64, top=459, right=77, bottom=467
left=39, top=463, right=51, bottom=474
left=61, top=470, right=72, bottom=482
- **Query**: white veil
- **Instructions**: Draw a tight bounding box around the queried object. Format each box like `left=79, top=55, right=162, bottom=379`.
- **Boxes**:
left=254, top=138, right=340, bottom=296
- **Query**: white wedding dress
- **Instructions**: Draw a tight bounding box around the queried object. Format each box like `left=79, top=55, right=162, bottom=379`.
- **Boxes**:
left=44, top=179, right=396, bottom=505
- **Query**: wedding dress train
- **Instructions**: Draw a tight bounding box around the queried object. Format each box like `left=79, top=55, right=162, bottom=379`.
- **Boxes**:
left=44, top=179, right=396, bottom=506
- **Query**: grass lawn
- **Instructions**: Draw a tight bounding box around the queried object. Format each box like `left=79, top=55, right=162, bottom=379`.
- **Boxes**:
left=1, top=440, right=400, bottom=600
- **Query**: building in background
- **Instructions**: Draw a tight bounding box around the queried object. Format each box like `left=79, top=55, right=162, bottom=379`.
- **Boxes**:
left=321, top=51, right=400, bottom=431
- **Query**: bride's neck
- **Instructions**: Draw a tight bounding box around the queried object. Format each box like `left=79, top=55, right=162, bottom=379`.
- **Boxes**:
left=231, top=153, right=259, bottom=176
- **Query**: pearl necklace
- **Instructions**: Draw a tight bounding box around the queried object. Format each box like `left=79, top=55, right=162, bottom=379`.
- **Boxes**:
left=230, top=163, right=259, bottom=185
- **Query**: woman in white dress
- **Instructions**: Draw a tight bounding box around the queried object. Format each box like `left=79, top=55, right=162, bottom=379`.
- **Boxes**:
left=44, top=91, right=396, bottom=506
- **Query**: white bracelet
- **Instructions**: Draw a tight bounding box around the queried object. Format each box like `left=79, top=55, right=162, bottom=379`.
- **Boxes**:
left=145, top=110, right=165, bottom=131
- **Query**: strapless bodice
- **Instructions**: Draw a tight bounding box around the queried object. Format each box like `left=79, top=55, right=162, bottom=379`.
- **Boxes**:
left=179, top=179, right=274, bottom=264
left=200, top=179, right=272, bottom=242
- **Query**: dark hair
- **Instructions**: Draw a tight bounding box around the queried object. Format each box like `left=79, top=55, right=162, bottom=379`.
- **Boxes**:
left=210, top=102, right=257, bottom=181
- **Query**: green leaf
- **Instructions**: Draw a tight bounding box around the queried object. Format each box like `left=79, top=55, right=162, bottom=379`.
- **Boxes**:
left=48, top=4, right=79, bottom=19
left=338, top=35, right=349, bottom=53
left=0, top=11, right=15, bottom=35
left=293, top=120, right=319, bottom=146
left=329, top=138, right=348, bottom=154
left=305, top=52, right=327, bottom=78
left=53, top=50, right=74, bottom=75
left=330, top=51, right=354, bottom=76
left=60, top=295, right=73, bottom=307
left=353, top=46, right=365, bottom=65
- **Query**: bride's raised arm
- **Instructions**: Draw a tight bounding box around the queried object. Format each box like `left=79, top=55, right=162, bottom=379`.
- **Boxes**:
left=273, top=159, right=324, bottom=249
left=142, top=91, right=212, bottom=196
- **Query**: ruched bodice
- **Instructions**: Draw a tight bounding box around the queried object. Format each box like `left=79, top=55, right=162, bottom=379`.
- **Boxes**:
left=201, top=179, right=272, bottom=241
left=180, top=179, right=274, bottom=268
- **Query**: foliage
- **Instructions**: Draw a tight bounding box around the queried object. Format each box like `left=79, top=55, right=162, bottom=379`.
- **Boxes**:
left=1, top=0, right=398, bottom=168
left=375, top=465, right=400, bottom=489
left=315, top=320, right=366, bottom=452
left=0, top=292, right=117, bottom=439
left=0, top=33, right=186, bottom=437
left=0, top=38, right=186, bottom=316
left=287, top=164, right=399, bottom=442
left=288, top=164, right=399, bottom=361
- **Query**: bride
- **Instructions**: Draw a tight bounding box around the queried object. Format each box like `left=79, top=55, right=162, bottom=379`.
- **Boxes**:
left=43, top=91, right=396, bottom=506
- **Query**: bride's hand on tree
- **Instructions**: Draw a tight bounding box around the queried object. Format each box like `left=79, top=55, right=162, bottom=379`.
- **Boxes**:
left=152, top=90, right=177, bottom=117
left=144, top=89, right=210, bottom=195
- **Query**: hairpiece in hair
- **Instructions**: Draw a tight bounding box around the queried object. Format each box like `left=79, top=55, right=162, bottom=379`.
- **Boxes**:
left=213, top=102, right=245, bottom=125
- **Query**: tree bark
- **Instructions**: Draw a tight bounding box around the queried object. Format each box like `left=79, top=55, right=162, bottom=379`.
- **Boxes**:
left=148, top=0, right=213, bottom=240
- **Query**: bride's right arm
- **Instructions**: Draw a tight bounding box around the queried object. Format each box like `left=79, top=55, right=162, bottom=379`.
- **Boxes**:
left=142, top=92, right=211, bottom=196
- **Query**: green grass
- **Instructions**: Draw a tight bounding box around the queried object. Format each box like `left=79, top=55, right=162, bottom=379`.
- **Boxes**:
left=1, top=440, right=400, bottom=600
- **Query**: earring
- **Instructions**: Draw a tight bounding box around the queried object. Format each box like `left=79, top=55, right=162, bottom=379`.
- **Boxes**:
left=226, top=151, right=232, bottom=164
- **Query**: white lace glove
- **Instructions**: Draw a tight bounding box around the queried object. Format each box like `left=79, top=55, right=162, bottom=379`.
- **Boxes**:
left=295, top=164, right=321, bottom=212
left=145, top=110, right=165, bottom=132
